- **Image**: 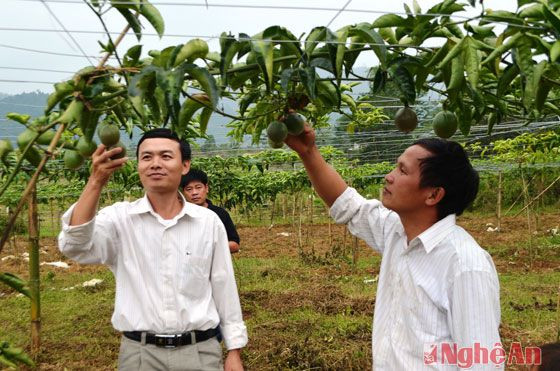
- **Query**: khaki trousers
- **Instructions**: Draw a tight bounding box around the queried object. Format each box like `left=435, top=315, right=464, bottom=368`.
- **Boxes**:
left=118, top=334, right=223, bottom=371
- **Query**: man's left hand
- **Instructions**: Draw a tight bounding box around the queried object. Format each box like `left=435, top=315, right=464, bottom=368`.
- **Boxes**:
left=224, top=349, right=243, bottom=371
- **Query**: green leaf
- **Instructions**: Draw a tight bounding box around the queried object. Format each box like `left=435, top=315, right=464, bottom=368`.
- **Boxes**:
left=426, top=42, right=450, bottom=68
left=309, top=57, right=334, bottom=73
left=437, top=38, right=465, bottom=70
left=551, top=40, right=560, bottom=62
left=109, top=0, right=138, bottom=10
left=6, top=113, right=30, bottom=125
left=305, top=26, right=327, bottom=56
left=139, top=0, right=164, bottom=38
left=349, top=23, right=387, bottom=68
left=371, top=68, right=386, bottom=93
left=519, top=3, right=543, bottom=19
left=535, top=79, right=552, bottom=112
left=280, top=68, right=295, bottom=93
left=184, top=64, right=220, bottom=109
left=199, top=107, right=212, bottom=135
left=219, top=33, right=240, bottom=86
left=123, top=45, right=142, bottom=67
left=334, top=27, right=349, bottom=86
left=391, top=65, right=415, bottom=104
left=447, top=54, right=464, bottom=91
left=412, top=0, right=421, bottom=14
left=463, top=36, right=481, bottom=88
left=482, top=10, right=523, bottom=25
left=543, top=4, right=560, bottom=34
left=514, top=36, right=534, bottom=78
left=524, top=60, right=547, bottom=110
left=372, top=14, right=408, bottom=28
left=481, top=32, right=523, bottom=65
left=251, top=35, right=274, bottom=92
left=497, top=64, right=520, bottom=97
left=299, top=66, right=317, bottom=100
left=262, top=25, right=302, bottom=59
left=116, top=8, right=142, bottom=41
left=177, top=96, right=204, bottom=136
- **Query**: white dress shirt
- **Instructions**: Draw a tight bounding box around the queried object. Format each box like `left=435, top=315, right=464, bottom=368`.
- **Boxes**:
left=58, top=193, right=248, bottom=350
left=330, top=188, right=502, bottom=370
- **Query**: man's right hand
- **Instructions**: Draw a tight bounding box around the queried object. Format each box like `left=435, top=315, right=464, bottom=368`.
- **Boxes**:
left=281, top=114, right=348, bottom=207
left=89, top=144, right=128, bottom=188
left=69, top=144, right=127, bottom=225
left=283, top=114, right=316, bottom=158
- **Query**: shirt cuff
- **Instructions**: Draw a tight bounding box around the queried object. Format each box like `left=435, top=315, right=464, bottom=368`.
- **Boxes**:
left=60, top=202, right=96, bottom=244
left=220, top=323, right=248, bottom=350
left=329, top=187, right=368, bottom=224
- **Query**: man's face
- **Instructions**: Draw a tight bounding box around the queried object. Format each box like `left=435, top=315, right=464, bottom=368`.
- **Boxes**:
left=382, top=145, right=434, bottom=216
left=137, top=138, right=190, bottom=194
left=183, top=180, right=209, bottom=206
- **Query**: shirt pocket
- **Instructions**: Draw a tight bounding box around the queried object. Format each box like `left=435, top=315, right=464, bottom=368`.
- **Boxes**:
left=181, top=254, right=211, bottom=299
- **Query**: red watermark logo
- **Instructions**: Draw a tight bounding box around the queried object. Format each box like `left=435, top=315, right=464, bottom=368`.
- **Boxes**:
left=423, top=342, right=542, bottom=368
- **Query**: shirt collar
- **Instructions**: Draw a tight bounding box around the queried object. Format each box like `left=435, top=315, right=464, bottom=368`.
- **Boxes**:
left=413, top=213, right=456, bottom=254
left=129, top=193, right=206, bottom=219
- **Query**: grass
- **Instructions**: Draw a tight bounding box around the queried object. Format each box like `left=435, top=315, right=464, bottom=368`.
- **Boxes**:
left=1, top=210, right=559, bottom=369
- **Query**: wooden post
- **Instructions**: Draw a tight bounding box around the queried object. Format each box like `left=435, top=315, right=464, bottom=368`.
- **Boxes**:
left=298, top=195, right=303, bottom=253
left=28, top=183, right=41, bottom=353
left=497, top=171, right=502, bottom=231
left=326, top=205, right=332, bottom=248
left=352, top=236, right=358, bottom=271
left=521, top=170, right=533, bottom=269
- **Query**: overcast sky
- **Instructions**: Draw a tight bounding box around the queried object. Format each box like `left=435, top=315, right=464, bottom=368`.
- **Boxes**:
left=1, top=0, right=515, bottom=95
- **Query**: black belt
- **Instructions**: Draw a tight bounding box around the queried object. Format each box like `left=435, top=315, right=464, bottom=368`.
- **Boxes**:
left=123, top=327, right=219, bottom=348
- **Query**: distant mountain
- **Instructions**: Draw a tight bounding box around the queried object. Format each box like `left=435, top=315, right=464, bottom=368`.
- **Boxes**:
left=0, top=91, right=49, bottom=142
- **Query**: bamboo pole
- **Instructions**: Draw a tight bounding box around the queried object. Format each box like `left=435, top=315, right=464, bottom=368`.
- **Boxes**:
left=497, top=171, right=502, bottom=231
left=28, top=184, right=41, bottom=353
left=352, top=236, right=358, bottom=271
left=521, top=171, right=533, bottom=269
left=0, top=23, right=131, bottom=254
left=557, top=286, right=560, bottom=342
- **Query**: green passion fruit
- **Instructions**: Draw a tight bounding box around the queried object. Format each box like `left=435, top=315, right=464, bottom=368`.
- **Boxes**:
left=108, top=141, right=126, bottom=160
left=284, top=113, right=305, bottom=136
left=63, top=150, right=84, bottom=170
left=267, top=120, right=288, bottom=143
left=268, top=138, right=284, bottom=149
left=394, top=106, right=418, bottom=133
left=98, top=124, right=120, bottom=147
left=76, top=137, right=98, bottom=158
left=432, top=110, right=458, bottom=139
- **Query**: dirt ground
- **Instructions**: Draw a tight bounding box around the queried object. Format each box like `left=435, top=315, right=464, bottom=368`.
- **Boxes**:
left=1, top=211, right=559, bottom=370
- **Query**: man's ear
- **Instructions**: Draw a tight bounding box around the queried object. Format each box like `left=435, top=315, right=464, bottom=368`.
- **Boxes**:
left=182, top=160, right=191, bottom=175
left=425, top=187, right=445, bottom=206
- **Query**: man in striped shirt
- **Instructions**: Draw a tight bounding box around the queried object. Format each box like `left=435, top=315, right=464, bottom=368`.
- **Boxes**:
left=285, top=124, right=502, bottom=370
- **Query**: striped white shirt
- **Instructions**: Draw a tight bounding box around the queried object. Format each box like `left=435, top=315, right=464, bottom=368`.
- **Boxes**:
left=58, top=193, right=248, bottom=350
left=330, top=188, right=502, bottom=370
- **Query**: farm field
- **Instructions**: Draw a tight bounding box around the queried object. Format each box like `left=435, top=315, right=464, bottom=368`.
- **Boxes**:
left=1, top=211, right=559, bottom=370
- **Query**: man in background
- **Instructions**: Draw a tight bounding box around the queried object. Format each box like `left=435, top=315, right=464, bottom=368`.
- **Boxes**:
left=181, top=169, right=241, bottom=253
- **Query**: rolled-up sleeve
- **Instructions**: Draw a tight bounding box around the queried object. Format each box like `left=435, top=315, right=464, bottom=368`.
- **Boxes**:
left=58, top=203, right=118, bottom=267
left=209, top=215, right=248, bottom=350
left=329, top=187, right=396, bottom=254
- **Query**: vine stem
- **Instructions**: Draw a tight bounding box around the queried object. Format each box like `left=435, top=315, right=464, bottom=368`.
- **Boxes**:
left=0, top=22, right=131, bottom=254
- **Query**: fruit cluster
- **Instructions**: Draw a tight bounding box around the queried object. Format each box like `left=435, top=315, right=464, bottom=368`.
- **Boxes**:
left=266, top=113, right=305, bottom=148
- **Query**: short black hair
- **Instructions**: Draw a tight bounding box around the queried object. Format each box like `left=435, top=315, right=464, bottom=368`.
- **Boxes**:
left=180, top=169, right=208, bottom=189
left=136, top=128, right=191, bottom=161
left=538, top=343, right=560, bottom=371
left=412, top=138, right=479, bottom=220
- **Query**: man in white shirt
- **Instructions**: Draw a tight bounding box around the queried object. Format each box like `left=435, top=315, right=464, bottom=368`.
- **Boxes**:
left=58, top=128, right=247, bottom=371
left=284, top=123, right=502, bottom=370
